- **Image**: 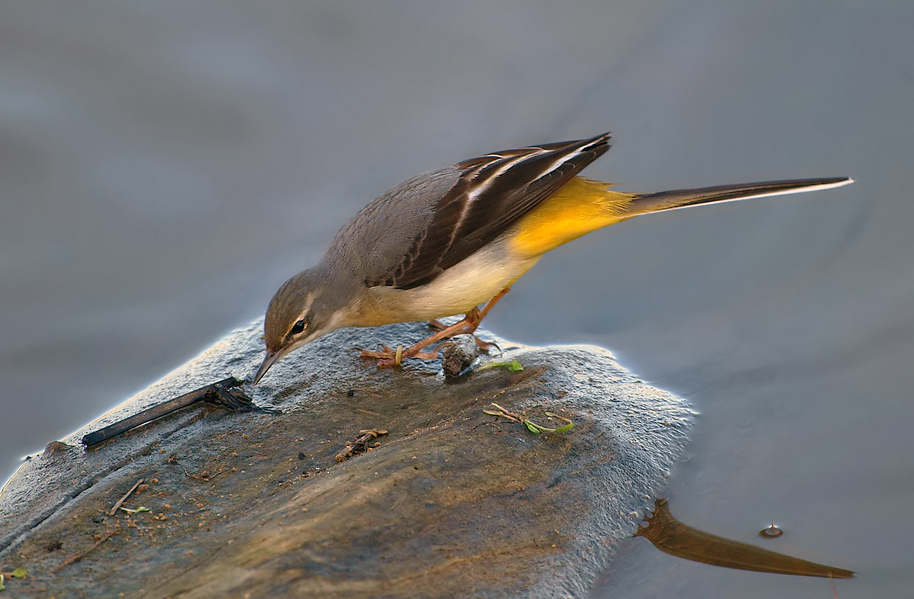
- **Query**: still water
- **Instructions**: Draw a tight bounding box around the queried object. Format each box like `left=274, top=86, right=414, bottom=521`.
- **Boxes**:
left=1, top=2, right=912, bottom=597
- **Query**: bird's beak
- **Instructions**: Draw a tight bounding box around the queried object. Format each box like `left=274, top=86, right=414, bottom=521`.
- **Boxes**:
left=252, top=349, right=281, bottom=385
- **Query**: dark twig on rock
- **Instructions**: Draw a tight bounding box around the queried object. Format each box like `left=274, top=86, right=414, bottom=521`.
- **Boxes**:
left=82, top=377, right=274, bottom=447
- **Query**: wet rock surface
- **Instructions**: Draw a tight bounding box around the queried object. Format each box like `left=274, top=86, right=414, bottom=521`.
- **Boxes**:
left=0, top=321, right=693, bottom=598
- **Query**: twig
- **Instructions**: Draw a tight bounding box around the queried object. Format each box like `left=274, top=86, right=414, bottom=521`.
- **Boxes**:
left=54, top=530, right=119, bottom=572
left=83, top=377, right=242, bottom=447
left=482, top=403, right=573, bottom=434
left=108, top=479, right=144, bottom=517
left=335, top=429, right=388, bottom=462
left=183, top=468, right=227, bottom=482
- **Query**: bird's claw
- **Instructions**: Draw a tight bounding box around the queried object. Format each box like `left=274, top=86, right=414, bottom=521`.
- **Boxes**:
left=427, top=319, right=448, bottom=331
left=472, top=336, right=500, bottom=354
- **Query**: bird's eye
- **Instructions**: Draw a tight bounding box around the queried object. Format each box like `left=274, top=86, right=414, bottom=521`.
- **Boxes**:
left=290, top=319, right=306, bottom=335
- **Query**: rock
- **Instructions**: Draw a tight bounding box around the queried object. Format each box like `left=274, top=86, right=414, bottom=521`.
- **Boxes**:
left=0, top=321, right=693, bottom=598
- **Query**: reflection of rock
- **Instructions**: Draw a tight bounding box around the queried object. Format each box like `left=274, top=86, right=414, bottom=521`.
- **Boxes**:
left=0, top=321, right=693, bottom=598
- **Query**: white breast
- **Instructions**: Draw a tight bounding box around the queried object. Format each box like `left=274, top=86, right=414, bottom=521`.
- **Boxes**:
left=351, top=237, right=540, bottom=325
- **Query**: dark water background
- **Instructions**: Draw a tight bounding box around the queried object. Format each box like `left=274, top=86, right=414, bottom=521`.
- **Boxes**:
left=2, top=2, right=912, bottom=596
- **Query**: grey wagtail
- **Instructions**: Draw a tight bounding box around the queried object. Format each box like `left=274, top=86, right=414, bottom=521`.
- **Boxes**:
left=253, top=132, right=851, bottom=383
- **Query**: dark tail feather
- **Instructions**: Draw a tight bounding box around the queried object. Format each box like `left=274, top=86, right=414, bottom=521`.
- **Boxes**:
left=630, top=177, right=853, bottom=215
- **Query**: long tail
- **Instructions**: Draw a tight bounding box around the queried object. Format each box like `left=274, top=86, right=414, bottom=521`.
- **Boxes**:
left=628, top=177, right=853, bottom=216
left=509, top=175, right=853, bottom=258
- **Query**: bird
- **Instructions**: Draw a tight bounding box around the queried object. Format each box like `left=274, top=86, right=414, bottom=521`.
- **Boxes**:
left=252, top=132, right=852, bottom=384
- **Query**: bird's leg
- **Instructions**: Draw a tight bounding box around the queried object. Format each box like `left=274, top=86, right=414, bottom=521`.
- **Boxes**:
left=462, top=287, right=510, bottom=353
left=360, top=286, right=512, bottom=367
left=469, top=286, right=511, bottom=330
left=407, top=285, right=512, bottom=353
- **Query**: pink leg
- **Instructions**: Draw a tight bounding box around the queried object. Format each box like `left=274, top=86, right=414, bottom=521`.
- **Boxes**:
left=359, top=286, right=512, bottom=367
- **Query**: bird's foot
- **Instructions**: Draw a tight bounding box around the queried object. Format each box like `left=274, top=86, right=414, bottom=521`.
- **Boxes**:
left=357, top=344, right=440, bottom=368
left=357, top=300, right=507, bottom=368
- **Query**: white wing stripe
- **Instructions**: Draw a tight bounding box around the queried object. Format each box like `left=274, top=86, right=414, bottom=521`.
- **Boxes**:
left=465, top=150, right=544, bottom=201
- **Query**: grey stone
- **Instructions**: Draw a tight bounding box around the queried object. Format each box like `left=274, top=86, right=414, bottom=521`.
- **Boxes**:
left=0, top=320, right=693, bottom=598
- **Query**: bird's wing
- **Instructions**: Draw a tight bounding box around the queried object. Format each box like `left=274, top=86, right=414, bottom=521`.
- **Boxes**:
left=372, top=132, right=611, bottom=290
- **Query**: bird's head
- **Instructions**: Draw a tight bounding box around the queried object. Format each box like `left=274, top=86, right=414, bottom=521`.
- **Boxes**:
left=253, top=268, right=339, bottom=384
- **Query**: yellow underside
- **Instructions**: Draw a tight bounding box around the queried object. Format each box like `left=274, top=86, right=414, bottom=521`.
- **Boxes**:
left=509, top=177, right=636, bottom=258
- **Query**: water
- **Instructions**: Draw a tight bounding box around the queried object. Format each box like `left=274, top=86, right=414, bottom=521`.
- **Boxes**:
left=1, top=2, right=912, bottom=596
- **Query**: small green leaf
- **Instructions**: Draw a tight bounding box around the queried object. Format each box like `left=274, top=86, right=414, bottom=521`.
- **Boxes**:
left=9, top=569, right=26, bottom=579
left=0, top=573, right=5, bottom=591
left=552, top=423, right=574, bottom=433
left=478, top=360, right=524, bottom=372
left=523, top=420, right=541, bottom=434
left=119, top=506, right=150, bottom=515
